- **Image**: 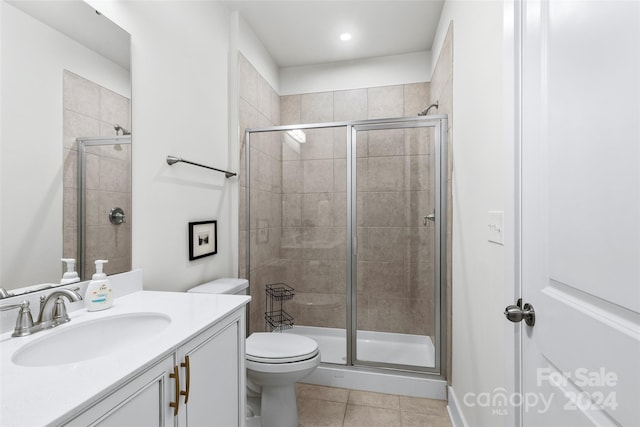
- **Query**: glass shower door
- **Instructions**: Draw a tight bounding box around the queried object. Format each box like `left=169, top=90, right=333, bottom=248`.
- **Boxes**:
left=245, top=125, right=349, bottom=365
left=77, top=136, right=132, bottom=280
left=350, top=120, right=443, bottom=372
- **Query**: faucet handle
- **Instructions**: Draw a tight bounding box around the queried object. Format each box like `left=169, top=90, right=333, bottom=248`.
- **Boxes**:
left=0, top=300, right=35, bottom=337
left=53, top=297, right=71, bottom=324
left=52, top=287, right=81, bottom=324
left=14, top=302, right=35, bottom=336
left=0, top=300, right=26, bottom=312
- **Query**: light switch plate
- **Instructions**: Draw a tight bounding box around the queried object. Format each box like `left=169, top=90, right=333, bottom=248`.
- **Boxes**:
left=488, top=211, right=504, bottom=245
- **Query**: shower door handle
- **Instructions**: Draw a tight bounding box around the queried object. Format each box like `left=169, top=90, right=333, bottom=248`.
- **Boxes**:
left=423, top=212, right=436, bottom=225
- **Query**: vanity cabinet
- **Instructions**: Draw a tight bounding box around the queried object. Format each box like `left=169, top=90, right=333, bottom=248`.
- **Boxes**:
left=63, top=309, right=245, bottom=427
left=177, top=320, right=240, bottom=426
left=64, top=356, right=174, bottom=427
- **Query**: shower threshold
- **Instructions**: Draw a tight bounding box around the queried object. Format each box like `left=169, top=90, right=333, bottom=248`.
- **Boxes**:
left=283, top=325, right=435, bottom=368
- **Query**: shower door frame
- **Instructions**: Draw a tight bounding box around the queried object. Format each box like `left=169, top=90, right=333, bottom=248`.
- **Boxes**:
left=349, top=117, right=447, bottom=376
left=77, top=135, right=132, bottom=280
left=245, top=115, right=448, bottom=377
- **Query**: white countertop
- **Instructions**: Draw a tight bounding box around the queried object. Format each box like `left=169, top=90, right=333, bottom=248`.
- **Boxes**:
left=0, top=290, right=250, bottom=427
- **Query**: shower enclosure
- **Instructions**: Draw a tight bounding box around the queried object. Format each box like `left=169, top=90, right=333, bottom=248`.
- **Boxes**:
left=75, top=136, right=132, bottom=280
left=244, top=115, right=447, bottom=378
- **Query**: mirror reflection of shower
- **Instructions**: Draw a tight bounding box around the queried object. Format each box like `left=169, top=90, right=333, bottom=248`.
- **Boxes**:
left=114, top=123, right=131, bottom=135
left=61, top=70, right=132, bottom=280
left=75, top=135, right=132, bottom=279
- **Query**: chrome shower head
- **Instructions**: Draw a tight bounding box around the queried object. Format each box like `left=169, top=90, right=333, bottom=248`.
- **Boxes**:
left=114, top=124, right=131, bottom=135
left=418, top=101, right=439, bottom=116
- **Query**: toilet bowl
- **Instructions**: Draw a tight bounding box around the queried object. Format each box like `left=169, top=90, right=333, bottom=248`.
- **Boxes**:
left=188, top=279, right=320, bottom=427
left=246, top=332, right=320, bottom=427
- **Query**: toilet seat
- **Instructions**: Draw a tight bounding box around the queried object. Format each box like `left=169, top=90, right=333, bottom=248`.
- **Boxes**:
left=246, top=333, right=319, bottom=364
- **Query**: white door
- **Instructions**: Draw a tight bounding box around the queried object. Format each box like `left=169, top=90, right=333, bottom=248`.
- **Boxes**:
left=518, top=1, right=640, bottom=426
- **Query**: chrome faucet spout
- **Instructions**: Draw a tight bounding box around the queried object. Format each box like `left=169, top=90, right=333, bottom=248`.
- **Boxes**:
left=37, top=288, right=83, bottom=327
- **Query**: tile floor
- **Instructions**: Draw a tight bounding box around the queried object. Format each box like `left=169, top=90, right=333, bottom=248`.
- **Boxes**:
left=296, top=383, right=453, bottom=427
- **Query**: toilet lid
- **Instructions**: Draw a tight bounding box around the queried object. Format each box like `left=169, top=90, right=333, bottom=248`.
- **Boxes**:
left=246, top=333, right=319, bottom=364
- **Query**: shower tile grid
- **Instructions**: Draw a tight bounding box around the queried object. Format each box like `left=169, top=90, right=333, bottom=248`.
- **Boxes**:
left=296, top=383, right=452, bottom=427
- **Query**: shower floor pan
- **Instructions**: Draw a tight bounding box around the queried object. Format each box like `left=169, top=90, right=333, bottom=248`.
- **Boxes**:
left=283, top=325, right=435, bottom=368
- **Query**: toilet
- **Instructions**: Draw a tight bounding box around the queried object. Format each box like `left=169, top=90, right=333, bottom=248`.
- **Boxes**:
left=188, top=279, right=320, bottom=427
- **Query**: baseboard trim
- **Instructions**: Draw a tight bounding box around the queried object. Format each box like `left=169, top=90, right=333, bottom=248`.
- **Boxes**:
left=447, top=386, right=469, bottom=427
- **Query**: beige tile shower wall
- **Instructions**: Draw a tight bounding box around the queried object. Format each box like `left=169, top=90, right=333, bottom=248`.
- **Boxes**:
left=237, top=54, right=282, bottom=334
left=279, top=82, right=435, bottom=337
left=62, top=71, right=131, bottom=279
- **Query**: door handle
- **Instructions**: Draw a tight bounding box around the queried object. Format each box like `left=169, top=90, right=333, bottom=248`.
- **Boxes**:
left=180, top=355, right=191, bottom=403
left=504, top=298, right=535, bottom=326
left=169, top=365, right=180, bottom=416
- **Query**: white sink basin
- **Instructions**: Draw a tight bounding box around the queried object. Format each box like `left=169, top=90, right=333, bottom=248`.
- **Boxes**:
left=12, top=312, right=171, bottom=367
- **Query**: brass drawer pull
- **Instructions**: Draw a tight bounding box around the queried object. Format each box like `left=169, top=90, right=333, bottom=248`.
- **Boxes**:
left=180, top=355, right=191, bottom=403
left=169, top=365, right=180, bottom=416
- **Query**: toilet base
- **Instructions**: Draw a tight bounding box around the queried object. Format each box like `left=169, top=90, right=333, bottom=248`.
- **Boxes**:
left=259, top=384, right=298, bottom=427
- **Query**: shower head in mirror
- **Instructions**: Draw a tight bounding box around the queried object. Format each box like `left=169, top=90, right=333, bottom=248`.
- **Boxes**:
left=114, top=124, right=131, bottom=135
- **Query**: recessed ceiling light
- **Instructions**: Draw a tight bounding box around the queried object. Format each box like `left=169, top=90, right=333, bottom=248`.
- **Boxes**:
left=339, top=33, right=352, bottom=42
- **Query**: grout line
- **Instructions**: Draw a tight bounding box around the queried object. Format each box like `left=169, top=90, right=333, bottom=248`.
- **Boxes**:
left=341, top=390, right=351, bottom=426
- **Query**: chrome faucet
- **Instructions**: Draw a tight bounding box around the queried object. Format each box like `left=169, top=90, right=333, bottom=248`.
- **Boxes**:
left=37, top=288, right=83, bottom=329
left=0, top=288, right=82, bottom=337
left=0, top=300, right=34, bottom=337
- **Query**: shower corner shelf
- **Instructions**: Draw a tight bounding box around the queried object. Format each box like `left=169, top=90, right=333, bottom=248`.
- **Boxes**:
left=265, top=309, right=294, bottom=330
left=265, top=283, right=295, bottom=331
left=265, top=283, right=295, bottom=301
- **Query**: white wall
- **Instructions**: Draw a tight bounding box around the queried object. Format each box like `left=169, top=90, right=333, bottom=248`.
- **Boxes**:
left=87, top=1, right=235, bottom=291
left=0, top=1, right=130, bottom=289
left=279, top=51, right=431, bottom=95
left=430, top=2, right=506, bottom=426
left=238, top=13, right=279, bottom=94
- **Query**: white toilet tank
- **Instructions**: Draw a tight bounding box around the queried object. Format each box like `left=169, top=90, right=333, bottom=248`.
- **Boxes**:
left=188, top=278, right=249, bottom=295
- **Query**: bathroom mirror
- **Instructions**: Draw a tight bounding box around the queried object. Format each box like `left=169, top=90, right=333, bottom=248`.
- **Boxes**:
left=0, top=0, right=131, bottom=294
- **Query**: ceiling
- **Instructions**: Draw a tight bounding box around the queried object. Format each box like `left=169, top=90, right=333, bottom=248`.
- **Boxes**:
left=8, top=0, right=130, bottom=70
left=222, top=1, right=445, bottom=68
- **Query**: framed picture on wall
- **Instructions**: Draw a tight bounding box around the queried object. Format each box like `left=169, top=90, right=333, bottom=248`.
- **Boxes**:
left=188, top=220, right=217, bottom=260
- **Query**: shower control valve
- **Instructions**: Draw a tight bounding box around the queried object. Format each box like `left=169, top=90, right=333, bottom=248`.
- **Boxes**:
left=109, top=207, right=126, bottom=225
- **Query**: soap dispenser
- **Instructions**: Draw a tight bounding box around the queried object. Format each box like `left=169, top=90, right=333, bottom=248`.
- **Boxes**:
left=60, top=258, right=80, bottom=285
left=85, top=260, right=113, bottom=311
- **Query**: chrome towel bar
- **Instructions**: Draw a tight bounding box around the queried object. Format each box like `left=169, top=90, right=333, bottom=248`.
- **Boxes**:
left=166, top=155, right=236, bottom=179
